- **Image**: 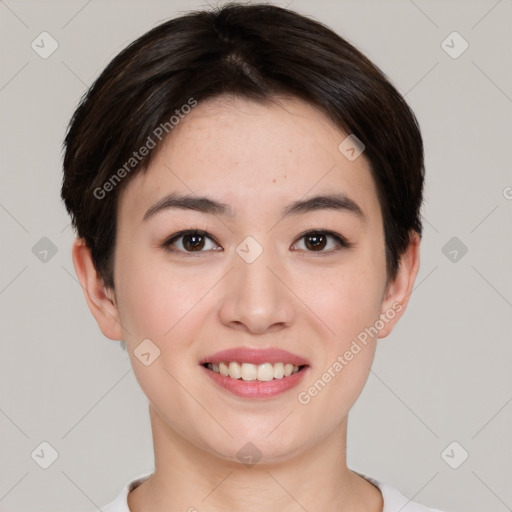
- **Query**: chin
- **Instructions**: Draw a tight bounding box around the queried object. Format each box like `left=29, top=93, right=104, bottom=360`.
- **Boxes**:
left=199, top=429, right=306, bottom=466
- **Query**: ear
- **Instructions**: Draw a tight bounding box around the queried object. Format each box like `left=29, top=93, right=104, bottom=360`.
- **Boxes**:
left=71, top=237, right=124, bottom=341
left=377, top=231, right=421, bottom=339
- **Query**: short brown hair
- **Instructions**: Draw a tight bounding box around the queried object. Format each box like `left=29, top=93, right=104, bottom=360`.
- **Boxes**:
left=61, top=2, right=424, bottom=290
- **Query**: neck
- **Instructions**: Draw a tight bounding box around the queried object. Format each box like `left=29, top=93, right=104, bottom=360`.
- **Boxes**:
left=128, top=405, right=382, bottom=512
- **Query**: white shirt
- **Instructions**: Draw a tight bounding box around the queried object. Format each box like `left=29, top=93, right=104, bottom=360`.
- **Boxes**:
left=100, top=472, right=445, bottom=511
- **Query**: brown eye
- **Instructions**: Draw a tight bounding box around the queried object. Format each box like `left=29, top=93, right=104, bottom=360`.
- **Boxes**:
left=163, top=230, right=219, bottom=253
left=182, top=233, right=206, bottom=251
left=293, top=230, right=349, bottom=253
left=304, top=233, right=328, bottom=251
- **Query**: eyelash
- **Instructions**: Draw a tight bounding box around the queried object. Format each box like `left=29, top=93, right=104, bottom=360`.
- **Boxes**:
left=161, top=229, right=352, bottom=255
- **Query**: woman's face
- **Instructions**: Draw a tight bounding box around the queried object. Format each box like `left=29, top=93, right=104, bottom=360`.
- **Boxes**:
left=99, top=95, right=413, bottom=463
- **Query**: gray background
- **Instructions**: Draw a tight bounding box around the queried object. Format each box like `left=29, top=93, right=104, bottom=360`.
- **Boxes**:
left=1, top=1, right=511, bottom=511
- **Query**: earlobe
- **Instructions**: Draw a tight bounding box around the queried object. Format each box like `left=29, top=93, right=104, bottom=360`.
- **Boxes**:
left=71, top=238, right=124, bottom=341
left=377, top=231, right=421, bottom=339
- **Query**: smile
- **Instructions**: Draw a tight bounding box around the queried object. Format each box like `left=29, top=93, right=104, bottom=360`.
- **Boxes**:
left=204, top=361, right=304, bottom=381
left=200, top=347, right=310, bottom=398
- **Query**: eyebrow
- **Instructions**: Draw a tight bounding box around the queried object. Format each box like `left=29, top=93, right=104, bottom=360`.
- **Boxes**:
left=142, top=192, right=365, bottom=222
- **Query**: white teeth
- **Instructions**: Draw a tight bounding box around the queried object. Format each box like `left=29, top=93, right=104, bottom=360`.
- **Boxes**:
left=206, top=361, right=302, bottom=380
left=229, top=361, right=242, bottom=379
left=273, top=362, right=285, bottom=379
left=257, top=363, right=274, bottom=381
left=219, top=362, right=229, bottom=376
left=241, top=363, right=258, bottom=381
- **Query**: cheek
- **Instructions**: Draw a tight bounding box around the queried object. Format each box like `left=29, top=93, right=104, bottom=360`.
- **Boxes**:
left=300, top=243, right=386, bottom=407
left=295, top=269, right=383, bottom=423
left=115, top=247, right=196, bottom=340
left=305, top=262, right=385, bottom=343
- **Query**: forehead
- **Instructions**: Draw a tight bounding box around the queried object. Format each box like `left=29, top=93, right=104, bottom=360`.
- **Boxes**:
left=117, top=95, right=381, bottom=227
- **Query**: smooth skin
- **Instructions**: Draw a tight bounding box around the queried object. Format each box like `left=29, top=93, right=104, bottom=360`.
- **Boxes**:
left=72, top=95, right=420, bottom=512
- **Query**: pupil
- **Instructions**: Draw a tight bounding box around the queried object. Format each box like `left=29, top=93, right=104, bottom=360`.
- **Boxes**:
left=184, top=234, right=204, bottom=251
left=306, top=233, right=326, bottom=251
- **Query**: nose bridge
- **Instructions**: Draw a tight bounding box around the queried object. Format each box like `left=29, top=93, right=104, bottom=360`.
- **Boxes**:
left=218, top=235, right=295, bottom=332
left=234, top=234, right=283, bottom=304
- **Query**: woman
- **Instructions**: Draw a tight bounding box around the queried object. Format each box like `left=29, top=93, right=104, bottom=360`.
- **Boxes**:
left=61, top=3, right=444, bottom=511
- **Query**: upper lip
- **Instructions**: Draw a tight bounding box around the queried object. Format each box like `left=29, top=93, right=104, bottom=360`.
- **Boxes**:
left=200, top=347, right=310, bottom=366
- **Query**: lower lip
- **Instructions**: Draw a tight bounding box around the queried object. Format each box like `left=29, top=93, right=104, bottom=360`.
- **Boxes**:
left=200, top=365, right=308, bottom=399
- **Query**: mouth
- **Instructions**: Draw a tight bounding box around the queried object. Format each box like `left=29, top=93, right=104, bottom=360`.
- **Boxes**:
left=202, top=361, right=307, bottom=381
left=199, top=347, right=310, bottom=398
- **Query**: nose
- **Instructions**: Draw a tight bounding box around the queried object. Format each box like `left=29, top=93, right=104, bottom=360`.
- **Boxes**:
left=218, top=243, right=296, bottom=334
